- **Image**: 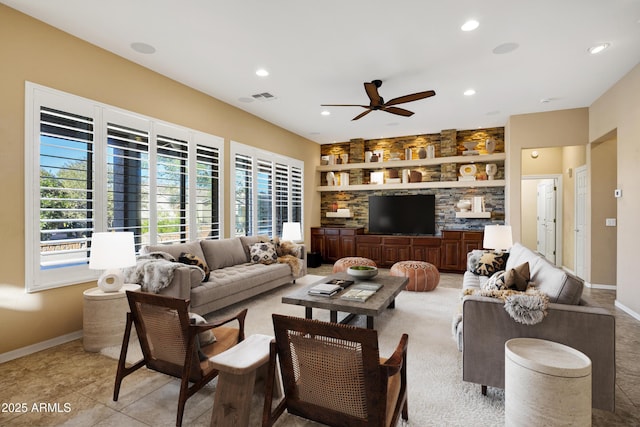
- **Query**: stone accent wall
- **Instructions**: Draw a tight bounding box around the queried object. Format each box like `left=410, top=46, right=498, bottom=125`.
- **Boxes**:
left=319, top=126, right=506, bottom=233
left=322, top=187, right=505, bottom=233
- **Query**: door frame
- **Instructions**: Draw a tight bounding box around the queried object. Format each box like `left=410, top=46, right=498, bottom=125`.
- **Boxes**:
left=522, top=174, right=563, bottom=267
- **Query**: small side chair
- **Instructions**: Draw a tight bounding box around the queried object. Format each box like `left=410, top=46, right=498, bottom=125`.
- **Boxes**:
left=263, top=314, right=409, bottom=427
left=113, top=291, right=247, bottom=427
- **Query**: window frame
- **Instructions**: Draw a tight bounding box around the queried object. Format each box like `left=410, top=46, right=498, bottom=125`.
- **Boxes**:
left=230, top=141, right=304, bottom=240
left=25, top=82, right=224, bottom=292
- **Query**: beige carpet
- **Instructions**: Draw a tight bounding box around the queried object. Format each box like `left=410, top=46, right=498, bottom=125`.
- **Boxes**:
left=103, top=274, right=505, bottom=426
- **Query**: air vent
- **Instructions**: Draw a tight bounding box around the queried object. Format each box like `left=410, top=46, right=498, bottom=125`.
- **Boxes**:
left=251, top=92, right=277, bottom=101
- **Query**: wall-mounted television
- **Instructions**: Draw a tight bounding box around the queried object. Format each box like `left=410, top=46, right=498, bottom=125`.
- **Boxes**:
left=368, top=194, right=436, bottom=235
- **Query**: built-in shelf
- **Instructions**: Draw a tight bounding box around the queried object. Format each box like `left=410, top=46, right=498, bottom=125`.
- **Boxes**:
left=326, top=212, right=352, bottom=218
left=455, top=211, right=492, bottom=218
left=317, top=153, right=506, bottom=172
left=317, top=179, right=506, bottom=192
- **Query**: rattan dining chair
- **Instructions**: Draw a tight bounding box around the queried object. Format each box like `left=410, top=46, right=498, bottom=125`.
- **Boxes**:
left=263, top=314, right=409, bottom=427
left=113, top=291, right=247, bottom=427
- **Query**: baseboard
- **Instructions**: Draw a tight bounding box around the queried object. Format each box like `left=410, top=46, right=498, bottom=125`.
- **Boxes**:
left=584, top=281, right=616, bottom=290
left=615, top=300, right=640, bottom=321
left=0, top=330, right=83, bottom=364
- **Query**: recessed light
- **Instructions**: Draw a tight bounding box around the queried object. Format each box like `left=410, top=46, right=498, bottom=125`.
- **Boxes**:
left=130, top=42, right=156, bottom=54
left=588, top=43, right=610, bottom=54
left=320, top=110, right=330, bottom=116
left=461, top=20, right=479, bottom=32
left=464, top=89, right=476, bottom=96
left=256, top=68, right=269, bottom=77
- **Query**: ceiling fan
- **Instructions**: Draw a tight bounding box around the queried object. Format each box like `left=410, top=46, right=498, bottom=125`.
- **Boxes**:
left=322, top=79, right=436, bottom=121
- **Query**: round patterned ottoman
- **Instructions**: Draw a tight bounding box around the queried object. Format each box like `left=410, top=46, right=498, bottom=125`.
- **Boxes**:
left=390, top=261, right=440, bottom=292
left=332, top=257, right=377, bottom=273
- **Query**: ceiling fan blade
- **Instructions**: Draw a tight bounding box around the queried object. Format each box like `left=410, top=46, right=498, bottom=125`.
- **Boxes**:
left=321, top=104, right=370, bottom=107
left=385, top=90, right=436, bottom=106
left=352, top=109, right=373, bottom=121
left=364, top=82, right=382, bottom=105
left=382, top=106, right=414, bottom=117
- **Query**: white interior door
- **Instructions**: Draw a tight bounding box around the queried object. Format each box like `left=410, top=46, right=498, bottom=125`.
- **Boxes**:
left=575, top=166, right=587, bottom=279
left=537, top=180, right=557, bottom=263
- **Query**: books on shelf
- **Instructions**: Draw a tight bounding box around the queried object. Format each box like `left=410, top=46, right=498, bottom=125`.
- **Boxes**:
left=308, top=279, right=354, bottom=297
left=340, top=282, right=382, bottom=302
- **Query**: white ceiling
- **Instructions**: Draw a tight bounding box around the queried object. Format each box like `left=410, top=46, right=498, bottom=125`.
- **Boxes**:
left=4, top=0, right=640, bottom=144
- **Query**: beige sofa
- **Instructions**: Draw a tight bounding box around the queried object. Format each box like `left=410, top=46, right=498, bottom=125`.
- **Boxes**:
left=459, top=243, right=616, bottom=411
left=140, top=236, right=306, bottom=315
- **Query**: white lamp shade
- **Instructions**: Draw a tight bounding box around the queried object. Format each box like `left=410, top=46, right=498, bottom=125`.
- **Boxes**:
left=89, top=232, right=137, bottom=293
left=89, top=232, right=137, bottom=269
left=483, top=225, right=513, bottom=251
left=282, top=222, right=302, bottom=242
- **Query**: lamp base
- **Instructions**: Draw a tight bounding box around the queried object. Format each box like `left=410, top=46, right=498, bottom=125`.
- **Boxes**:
left=97, top=269, right=125, bottom=293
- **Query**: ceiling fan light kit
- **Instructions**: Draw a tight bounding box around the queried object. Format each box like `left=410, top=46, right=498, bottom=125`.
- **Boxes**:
left=322, top=80, right=436, bottom=121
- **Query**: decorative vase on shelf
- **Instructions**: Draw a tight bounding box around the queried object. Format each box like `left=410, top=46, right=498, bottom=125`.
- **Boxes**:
left=456, top=199, right=472, bottom=212
left=418, top=147, right=427, bottom=159
left=427, top=144, right=435, bottom=159
left=326, top=171, right=336, bottom=186
left=486, top=163, right=497, bottom=180
left=365, top=151, right=373, bottom=162
left=405, top=148, right=412, bottom=160
left=485, top=138, right=496, bottom=154
left=370, top=153, right=379, bottom=162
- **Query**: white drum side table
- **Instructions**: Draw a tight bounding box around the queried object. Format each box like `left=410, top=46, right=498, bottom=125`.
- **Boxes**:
left=82, top=284, right=141, bottom=352
left=505, top=338, right=592, bottom=426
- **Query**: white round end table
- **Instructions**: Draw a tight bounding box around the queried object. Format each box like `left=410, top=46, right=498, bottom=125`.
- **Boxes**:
left=82, top=284, right=141, bottom=352
left=505, top=338, right=592, bottom=426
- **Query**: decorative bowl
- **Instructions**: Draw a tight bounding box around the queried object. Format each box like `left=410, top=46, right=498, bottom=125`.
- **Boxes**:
left=347, top=265, right=378, bottom=279
left=463, top=141, right=477, bottom=151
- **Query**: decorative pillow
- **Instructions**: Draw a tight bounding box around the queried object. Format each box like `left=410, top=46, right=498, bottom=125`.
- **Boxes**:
left=466, top=249, right=486, bottom=272
left=504, top=262, right=530, bottom=291
left=189, top=312, right=217, bottom=346
left=178, top=252, right=210, bottom=282
left=250, top=242, right=278, bottom=265
left=471, top=251, right=509, bottom=276
left=482, top=270, right=507, bottom=291
left=189, top=313, right=216, bottom=361
left=481, top=262, right=530, bottom=292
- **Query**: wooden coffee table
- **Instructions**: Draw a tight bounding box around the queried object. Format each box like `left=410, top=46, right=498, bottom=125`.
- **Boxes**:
left=282, top=272, right=408, bottom=329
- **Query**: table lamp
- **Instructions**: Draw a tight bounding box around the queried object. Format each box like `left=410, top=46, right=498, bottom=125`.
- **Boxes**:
left=483, top=225, right=513, bottom=251
left=89, top=232, right=136, bottom=292
left=282, top=222, right=303, bottom=243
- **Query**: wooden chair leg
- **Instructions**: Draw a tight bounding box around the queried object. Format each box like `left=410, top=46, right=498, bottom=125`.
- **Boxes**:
left=113, top=313, right=144, bottom=401
left=481, top=385, right=487, bottom=395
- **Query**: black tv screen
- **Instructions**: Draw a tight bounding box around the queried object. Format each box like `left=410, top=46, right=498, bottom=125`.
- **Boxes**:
left=368, top=194, right=436, bottom=235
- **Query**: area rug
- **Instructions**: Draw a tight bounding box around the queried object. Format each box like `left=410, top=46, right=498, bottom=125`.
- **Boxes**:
left=102, top=274, right=505, bottom=426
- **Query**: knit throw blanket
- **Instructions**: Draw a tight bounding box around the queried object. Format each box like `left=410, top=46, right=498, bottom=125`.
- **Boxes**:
left=452, top=286, right=550, bottom=351
left=122, top=253, right=189, bottom=293
left=463, top=287, right=550, bottom=325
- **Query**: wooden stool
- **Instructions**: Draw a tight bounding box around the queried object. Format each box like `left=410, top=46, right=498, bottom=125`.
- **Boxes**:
left=209, top=334, right=274, bottom=427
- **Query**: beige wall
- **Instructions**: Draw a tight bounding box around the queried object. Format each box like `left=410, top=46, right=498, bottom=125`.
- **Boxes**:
left=589, top=139, right=617, bottom=285
left=507, top=110, right=589, bottom=272
left=590, top=63, right=640, bottom=313
left=0, top=5, right=320, bottom=355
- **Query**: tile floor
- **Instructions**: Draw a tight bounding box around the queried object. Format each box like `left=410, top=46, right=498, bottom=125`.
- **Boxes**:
left=0, top=269, right=638, bottom=426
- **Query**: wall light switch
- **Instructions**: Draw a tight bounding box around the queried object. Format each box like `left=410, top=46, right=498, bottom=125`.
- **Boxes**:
left=614, top=189, right=622, bottom=198
left=606, top=218, right=617, bottom=227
